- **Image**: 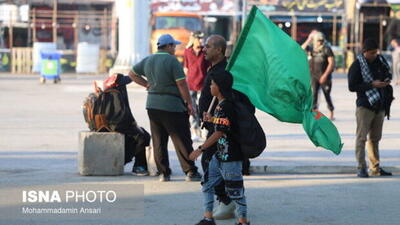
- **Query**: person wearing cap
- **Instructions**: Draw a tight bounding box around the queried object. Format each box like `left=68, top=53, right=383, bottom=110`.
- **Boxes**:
left=302, top=30, right=335, bottom=120
left=190, top=71, right=250, bottom=225
left=183, top=31, right=210, bottom=142
left=348, top=38, right=393, bottom=178
left=129, top=34, right=202, bottom=182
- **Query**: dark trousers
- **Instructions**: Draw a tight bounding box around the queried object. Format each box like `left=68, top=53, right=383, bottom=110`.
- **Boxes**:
left=124, top=126, right=151, bottom=169
left=242, top=157, right=250, bottom=175
left=190, top=91, right=201, bottom=129
left=312, top=78, right=334, bottom=111
left=147, top=109, right=198, bottom=176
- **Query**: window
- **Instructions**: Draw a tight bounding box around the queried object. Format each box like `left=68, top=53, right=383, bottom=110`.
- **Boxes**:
left=155, top=16, right=201, bottom=31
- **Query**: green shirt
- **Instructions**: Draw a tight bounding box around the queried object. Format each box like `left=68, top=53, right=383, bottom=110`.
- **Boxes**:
left=132, top=51, right=187, bottom=112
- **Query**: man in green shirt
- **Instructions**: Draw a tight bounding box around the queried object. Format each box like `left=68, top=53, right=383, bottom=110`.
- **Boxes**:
left=129, top=34, right=201, bottom=182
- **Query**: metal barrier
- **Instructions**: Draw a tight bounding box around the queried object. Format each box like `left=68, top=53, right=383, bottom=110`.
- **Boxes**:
left=11, top=47, right=32, bottom=74
left=4, top=47, right=113, bottom=74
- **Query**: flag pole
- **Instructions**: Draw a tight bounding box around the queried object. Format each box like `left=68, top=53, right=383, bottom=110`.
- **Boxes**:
left=242, top=0, right=247, bottom=27
left=200, top=96, right=217, bottom=129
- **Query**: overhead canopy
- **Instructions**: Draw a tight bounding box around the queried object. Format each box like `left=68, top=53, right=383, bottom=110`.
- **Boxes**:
left=248, top=0, right=345, bottom=15
left=150, top=0, right=345, bottom=15
left=151, top=0, right=236, bottom=14
left=9, top=0, right=115, bottom=5
left=358, top=0, right=388, bottom=3
left=270, top=15, right=342, bottom=23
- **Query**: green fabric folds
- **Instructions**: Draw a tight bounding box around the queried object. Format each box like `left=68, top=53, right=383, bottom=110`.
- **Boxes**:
left=227, top=6, right=343, bottom=154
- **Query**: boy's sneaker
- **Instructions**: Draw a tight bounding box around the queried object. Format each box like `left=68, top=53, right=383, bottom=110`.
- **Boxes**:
left=195, top=218, right=216, bottom=225
left=369, top=168, right=392, bottom=176
left=159, top=174, right=170, bottom=182
left=132, top=167, right=149, bottom=176
left=185, top=171, right=202, bottom=181
left=235, top=222, right=250, bottom=225
left=213, top=201, right=235, bottom=220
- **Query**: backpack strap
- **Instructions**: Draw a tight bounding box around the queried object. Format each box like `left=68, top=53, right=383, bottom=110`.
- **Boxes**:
left=94, top=114, right=112, bottom=132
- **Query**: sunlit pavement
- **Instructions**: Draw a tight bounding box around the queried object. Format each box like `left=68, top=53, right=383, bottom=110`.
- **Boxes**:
left=0, top=73, right=399, bottom=225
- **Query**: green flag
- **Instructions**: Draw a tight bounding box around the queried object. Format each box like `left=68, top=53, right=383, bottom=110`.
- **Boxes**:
left=227, top=6, right=343, bottom=154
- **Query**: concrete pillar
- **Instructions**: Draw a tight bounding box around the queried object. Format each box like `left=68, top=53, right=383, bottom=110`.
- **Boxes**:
left=111, top=0, right=150, bottom=74
left=78, top=132, right=125, bottom=176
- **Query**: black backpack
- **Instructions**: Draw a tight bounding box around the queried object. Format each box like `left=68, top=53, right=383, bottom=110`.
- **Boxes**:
left=232, top=100, right=266, bottom=158
left=82, top=88, right=127, bottom=132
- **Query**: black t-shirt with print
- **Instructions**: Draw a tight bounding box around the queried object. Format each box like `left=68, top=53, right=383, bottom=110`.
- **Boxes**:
left=212, top=100, right=242, bottom=162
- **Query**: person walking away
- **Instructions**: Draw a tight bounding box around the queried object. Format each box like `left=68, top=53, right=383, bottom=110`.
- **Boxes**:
left=184, top=31, right=209, bottom=141
left=129, top=34, right=202, bottom=182
left=302, top=31, right=335, bottom=120
left=190, top=71, right=250, bottom=225
left=348, top=38, right=393, bottom=178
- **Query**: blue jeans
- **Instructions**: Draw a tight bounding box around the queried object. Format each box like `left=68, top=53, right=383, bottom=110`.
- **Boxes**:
left=202, top=155, right=247, bottom=219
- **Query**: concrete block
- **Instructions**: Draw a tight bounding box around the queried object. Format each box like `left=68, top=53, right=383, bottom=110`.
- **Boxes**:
left=79, top=131, right=124, bottom=176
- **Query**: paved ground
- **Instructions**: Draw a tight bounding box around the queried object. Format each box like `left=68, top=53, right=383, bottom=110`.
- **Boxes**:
left=0, top=73, right=399, bottom=225
left=1, top=73, right=399, bottom=173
